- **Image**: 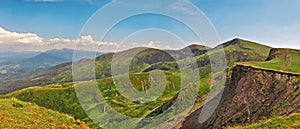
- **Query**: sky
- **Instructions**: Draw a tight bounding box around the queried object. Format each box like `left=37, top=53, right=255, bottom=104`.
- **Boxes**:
left=0, top=0, right=299, bottom=52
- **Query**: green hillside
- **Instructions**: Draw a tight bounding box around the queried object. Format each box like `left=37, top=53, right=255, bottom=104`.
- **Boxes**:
left=143, top=38, right=272, bottom=100
left=0, top=98, right=89, bottom=129
left=229, top=113, right=300, bottom=129
left=145, top=38, right=272, bottom=72
left=2, top=72, right=185, bottom=128
left=1, top=83, right=100, bottom=128
left=236, top=48, right=300, bottom=74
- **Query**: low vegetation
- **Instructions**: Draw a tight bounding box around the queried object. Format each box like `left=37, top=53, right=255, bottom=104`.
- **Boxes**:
left=0, top=98, right=89, bottom=129
left=229, top=113, right=300, bottom=129
left=236, top=48, right=300, bottom=74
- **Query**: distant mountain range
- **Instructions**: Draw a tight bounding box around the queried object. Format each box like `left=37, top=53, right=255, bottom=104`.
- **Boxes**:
left=0, top=51, right=40, bottom=62
left=0, top=48, right=105, bottom=81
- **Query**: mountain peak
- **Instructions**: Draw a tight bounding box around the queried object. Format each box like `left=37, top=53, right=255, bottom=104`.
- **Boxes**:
left=185, top=44, right=209, bottom=50
left=232, top=37, right=242, bottom=41
left=46, top=48, right=74, bottom=53
left=220, top=38, right=243, bottom=48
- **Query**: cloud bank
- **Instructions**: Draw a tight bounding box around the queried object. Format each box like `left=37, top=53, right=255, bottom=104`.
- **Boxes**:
left=0, top=27, right=43, bottom=44
left=0, top=27, right=173, bottom=52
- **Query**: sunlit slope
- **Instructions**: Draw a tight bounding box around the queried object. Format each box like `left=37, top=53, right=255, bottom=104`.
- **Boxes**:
left=2, top=72, right=188, bottom=128
left=1, top=83, right=100, bottom=128
left=0, top=98, right=89, bottom=129
left=143, top=38, right=273, bottom=101
left=229, top=113, right=300, bottom=129
left=236, top=48, right=300, bottom=74
left=144, top=38, right=272, bottom=72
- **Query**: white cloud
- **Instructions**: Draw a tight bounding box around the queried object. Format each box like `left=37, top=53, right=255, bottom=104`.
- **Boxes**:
left=141, top=41, right=172, bottom=50
left=48, top=37, right=173, bottom=52
left=0, top=27, right=118, bottom=52
left=0, top=27, right=178, bottom=52
left=116, top=41, right=173, bottom=51
left=0, top=27, right=44, bottom=44
left=48, top=35, right=118, bottom=51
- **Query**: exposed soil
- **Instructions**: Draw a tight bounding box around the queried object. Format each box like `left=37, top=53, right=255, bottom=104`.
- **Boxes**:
left=179, top=65, right=300, bottom=129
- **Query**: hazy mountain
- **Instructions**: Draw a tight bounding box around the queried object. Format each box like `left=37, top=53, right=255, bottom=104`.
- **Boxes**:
left=0, top=51, right=40, bottom=62
left=0, top=48, right=105, bottom=81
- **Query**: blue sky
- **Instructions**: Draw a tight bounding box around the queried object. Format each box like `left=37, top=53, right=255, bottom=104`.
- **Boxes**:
left=0, top=0, right=299, bottom=51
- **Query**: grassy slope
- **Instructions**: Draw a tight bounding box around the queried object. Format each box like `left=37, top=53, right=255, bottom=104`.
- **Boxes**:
left=1, top=83, right=100, bottom=128
left=0, top=98, right=89, bottom=129
left=2, top=72, right=183, bottom=128
left=145, top=38, right=272, bottom=100
left=213, top=38, right=271, bottom=65
left=236, top=48, right=300, bottom=74
left=229, top=113, right=300, bottom=129
left=145, top=39, right=271, bottom=71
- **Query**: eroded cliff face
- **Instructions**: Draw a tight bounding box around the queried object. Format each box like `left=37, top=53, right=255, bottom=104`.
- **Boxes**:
left=180, top=65, right=300, bottom=129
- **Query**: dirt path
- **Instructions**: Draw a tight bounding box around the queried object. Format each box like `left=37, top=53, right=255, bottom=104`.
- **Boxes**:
left=280, top=50, right=292, bottom=71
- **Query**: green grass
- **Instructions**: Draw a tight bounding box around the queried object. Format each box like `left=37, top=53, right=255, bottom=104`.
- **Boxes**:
left=2, top=83, right=100, bottom=128
left=0, top=98, right=89, bottom=129
left=95, top=72, right=182, bottom=118
left=210, top=39, right=271, bottom=57
left=1, top=69, right=221, bottom=128
left=2, top=71, right=196, bottom=128
left=229, top=113, right=300, bottom=129
left=239, top=39, right=271, bottom=55
left=236, top=48, right=300, bottom=74
left=75, top=71, right=191, bottom=128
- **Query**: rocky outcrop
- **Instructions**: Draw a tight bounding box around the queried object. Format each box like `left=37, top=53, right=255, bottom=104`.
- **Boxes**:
left=180, top=65, right=300, bottom=129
